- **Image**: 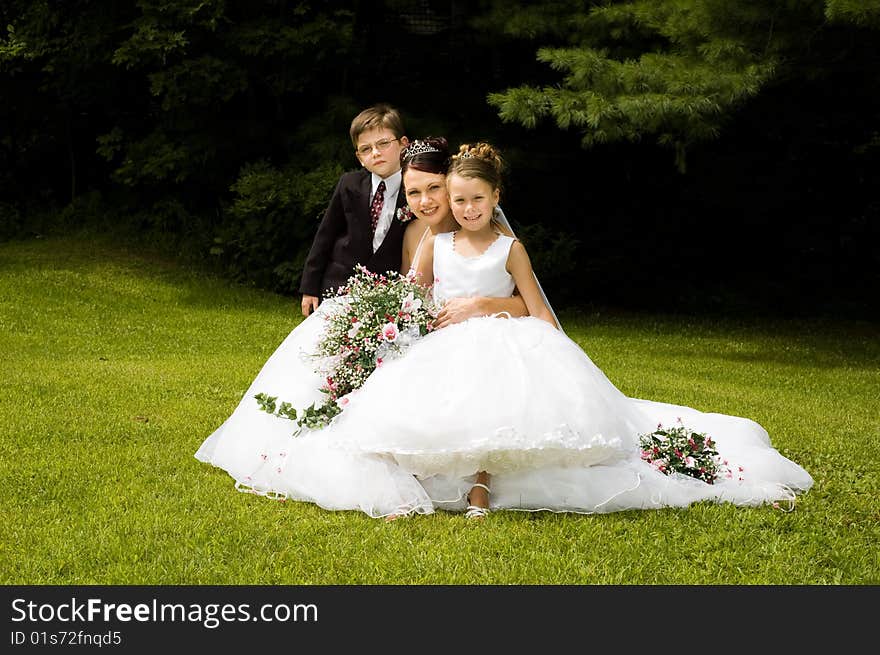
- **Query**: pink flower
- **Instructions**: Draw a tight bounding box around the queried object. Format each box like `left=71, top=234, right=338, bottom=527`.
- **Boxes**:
left=400, top=291, right=422, bottom=314
left=381, top=322, right=399, bottom=342
left=336, top=396, right=350, bottom=408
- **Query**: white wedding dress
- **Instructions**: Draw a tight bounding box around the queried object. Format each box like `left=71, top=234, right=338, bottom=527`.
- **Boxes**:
left=195, top=296, right=436, bottom=517
left=196, top=231, right=813, bottom=517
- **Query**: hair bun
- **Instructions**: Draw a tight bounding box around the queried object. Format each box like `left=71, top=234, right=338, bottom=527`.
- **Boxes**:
left=454, top=142, right=505, bottom=178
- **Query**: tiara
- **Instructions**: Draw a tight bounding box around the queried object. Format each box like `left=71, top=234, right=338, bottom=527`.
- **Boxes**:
left=403, top=140, right=441, bottom=159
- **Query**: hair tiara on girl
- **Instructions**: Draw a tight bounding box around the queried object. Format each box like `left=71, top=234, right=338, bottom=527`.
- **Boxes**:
left=403, top=140, right=442, bottom=159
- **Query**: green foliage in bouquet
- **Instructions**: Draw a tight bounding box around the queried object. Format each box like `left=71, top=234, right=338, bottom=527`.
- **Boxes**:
left=256, top=265, right=437, bottom=434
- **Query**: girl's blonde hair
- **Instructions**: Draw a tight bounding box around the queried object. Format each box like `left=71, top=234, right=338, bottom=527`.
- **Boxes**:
left=449, top=142, right=504, bottom=190
left=448, top=142, right=510, bottom=234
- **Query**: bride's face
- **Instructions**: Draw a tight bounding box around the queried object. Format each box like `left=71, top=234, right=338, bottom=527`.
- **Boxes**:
left=403, top=169, right=450, bottom=225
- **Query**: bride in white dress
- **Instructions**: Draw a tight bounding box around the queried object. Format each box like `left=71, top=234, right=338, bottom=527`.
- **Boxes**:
left=197, top=138, right=813, bottom=519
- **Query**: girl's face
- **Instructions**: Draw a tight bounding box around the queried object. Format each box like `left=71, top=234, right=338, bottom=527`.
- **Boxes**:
left=447, top=173, right=499, bottom=232
left=403, top=169, right=450, bottom=225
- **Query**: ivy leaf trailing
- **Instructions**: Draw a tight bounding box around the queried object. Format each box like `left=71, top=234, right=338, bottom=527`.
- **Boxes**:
left=254, top=392, right=342, bottom=436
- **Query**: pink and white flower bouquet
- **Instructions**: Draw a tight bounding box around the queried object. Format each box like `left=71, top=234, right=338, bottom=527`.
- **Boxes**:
left=256, top=265, right=437, bottom=433
left=638, top=419, right=730, bottom=484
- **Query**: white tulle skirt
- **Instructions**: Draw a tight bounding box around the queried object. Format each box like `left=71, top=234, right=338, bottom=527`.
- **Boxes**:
left=196, top=311, right=813, bottom=518
left=325, top=317, right=645, bottom=477
left=195, top=300, right=435, bottom=517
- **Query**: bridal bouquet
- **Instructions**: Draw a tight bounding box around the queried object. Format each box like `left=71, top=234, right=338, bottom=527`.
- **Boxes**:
left=638, top=420, right=729, bottom=484
left=256, top=265, right=437, bottom=433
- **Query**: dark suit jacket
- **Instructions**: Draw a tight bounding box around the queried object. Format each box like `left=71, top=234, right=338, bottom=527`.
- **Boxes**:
left=299, top=169, right=407, bottom=298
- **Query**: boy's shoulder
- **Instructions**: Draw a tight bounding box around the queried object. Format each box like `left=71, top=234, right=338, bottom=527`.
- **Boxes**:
left=337, top=168, right=370, bottom=186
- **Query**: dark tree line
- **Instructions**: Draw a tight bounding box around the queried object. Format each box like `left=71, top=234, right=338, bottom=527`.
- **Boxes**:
left=2, top=1, right=878, bottom=317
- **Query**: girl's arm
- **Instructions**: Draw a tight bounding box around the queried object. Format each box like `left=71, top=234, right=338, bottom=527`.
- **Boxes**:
left=433, top=293, right=527, bottom=329
left=505, top=240, right=557, bottom=327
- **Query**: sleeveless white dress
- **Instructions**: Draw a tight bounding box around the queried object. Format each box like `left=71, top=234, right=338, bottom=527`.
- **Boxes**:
left=196, top=229, right=813, bottom=516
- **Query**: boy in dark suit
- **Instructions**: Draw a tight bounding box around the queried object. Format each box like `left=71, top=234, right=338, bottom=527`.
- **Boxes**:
left=299, top=104, right=410, bottom=316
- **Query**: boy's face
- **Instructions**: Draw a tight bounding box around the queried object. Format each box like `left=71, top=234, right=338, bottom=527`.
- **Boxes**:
left=355, top=127, right=408, bottom=179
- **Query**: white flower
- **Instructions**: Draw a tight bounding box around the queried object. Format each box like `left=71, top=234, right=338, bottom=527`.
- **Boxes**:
left=380, top=322, right=398, bottom=342
left=347, top=320, right=361, bottom=339
left=400, top=291, right=422, bottom=314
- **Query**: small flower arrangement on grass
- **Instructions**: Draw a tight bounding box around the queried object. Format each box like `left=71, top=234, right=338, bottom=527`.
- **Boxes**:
left=256, top=265, right=437, bottom=433
left=638, top=419, right=730, bottom=484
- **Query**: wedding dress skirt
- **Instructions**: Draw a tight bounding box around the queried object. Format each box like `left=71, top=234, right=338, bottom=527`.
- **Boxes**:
left=418, top=399, right=814, bottom=514
left=326, top=316, right=643, bottom=477
left=323, top=316, right=814, bottom=511
left=196, top=307, right=813, bottom=518
left=194, top=299, right=435, bottom=517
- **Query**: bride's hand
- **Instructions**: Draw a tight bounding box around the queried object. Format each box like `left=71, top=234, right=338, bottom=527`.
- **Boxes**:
left=433, top=297, right=485, bottom=329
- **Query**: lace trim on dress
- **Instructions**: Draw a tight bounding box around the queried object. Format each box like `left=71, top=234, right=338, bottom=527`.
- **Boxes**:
left=329, top=423, right=626, bottom=478
left=450, top=230, right=506, bottom=260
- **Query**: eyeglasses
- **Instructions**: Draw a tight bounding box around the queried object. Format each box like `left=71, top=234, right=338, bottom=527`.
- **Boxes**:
left=356, top=138, right=399, bottom=156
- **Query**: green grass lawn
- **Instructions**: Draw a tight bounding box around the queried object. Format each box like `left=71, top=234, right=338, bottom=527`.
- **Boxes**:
left=1, top=234, right=877, bottom=584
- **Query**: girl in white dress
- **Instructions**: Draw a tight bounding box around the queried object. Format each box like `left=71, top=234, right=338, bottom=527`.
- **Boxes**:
left=321, top=142, right=814, bottom=519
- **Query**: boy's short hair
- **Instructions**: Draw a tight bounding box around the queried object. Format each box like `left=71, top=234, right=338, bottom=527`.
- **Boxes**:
left=350, top=104, right=405, bottom=146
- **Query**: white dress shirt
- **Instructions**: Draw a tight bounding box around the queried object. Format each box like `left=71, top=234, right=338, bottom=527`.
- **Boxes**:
left=370, top=170, right=401, bottom=252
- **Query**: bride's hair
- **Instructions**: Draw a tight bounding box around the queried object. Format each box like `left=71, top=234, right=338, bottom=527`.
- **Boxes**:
left=401, top=136, right=451, bottom=176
